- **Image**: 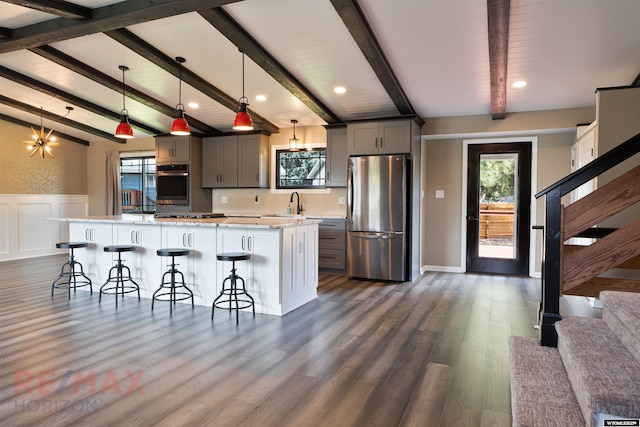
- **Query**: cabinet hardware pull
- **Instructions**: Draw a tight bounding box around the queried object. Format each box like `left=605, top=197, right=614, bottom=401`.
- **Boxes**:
left=183, top=233, right=187, bottom=246
left=136, top=231, right=140, bottom=244
left=131, top=231, right=135, bottom=243
left=380, top=137, right=383, bottom=147
left=248, top=236, right=252, bottom=251
left=242, top=236, right=245, bottom=251
left=375, top=137, right=378, bottom=148
left=90, top=229, right=94, bottom=241
left=188, top=234, right=192, bottom=247
left=85, top=228, right=90, bottom=240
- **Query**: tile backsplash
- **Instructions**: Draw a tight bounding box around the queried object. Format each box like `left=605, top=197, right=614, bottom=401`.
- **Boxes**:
left=210, top=188, right=347, bottom=217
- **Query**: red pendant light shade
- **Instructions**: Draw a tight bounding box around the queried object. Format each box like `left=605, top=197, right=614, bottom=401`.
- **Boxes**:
left=115, top=117, right=134, bottom=139
left=171, top=56, right=190, bottom=136
left=233, top=52, right=254, bottom=131
left=115, top=65, right=134, bottom=139
left=171, top=114, right=190, bottom=135
left=233, top=98, right=253, bottom=130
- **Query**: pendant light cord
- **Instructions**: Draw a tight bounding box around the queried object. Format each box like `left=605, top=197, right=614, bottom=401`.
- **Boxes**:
left=175, top=56, right=186, bottom=111
left=241, top=52, right=245, bottom=99
left=178, top=61, right=183, bottom=109
left=119, top=65, right=128, bottom=114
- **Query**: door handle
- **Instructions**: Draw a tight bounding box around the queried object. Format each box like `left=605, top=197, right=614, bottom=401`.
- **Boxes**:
left=466, top=216, right=479, bottom=221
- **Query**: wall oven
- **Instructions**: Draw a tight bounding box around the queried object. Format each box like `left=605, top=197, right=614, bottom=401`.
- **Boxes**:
left=156, top=164, right=189, bottom=205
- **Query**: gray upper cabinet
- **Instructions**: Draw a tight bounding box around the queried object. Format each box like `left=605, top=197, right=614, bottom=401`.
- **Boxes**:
left=325, top=127, right=347, bottom=187
left=202, top=136, right=238, bottom=188
left=347, top=120, right=411, bottom=155
left=156, top=136, right=191, bottom=163
left=202, top=134, right=269, bottom=188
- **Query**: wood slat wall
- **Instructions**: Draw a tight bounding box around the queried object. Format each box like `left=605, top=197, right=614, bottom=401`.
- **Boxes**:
left=0, top=255, right=594, bottom=427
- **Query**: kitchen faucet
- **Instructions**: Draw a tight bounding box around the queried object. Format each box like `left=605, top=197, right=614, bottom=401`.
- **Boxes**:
left=290, top=192, right=302, bottom=214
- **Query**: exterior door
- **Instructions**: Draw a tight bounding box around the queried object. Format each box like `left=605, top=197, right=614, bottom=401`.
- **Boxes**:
left=466, top=142, right=531, bottom=275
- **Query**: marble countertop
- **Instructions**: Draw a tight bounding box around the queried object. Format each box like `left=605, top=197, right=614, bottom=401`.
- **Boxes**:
left=49, top=215, right=321, bottom=229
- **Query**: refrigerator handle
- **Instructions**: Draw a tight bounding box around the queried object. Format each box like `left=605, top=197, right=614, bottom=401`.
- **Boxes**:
left=347, top=160, right=354, bottom=222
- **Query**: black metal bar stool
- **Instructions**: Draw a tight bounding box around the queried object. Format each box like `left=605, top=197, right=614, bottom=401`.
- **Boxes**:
left=212, top=252, right=255, bottom=324
left=99, top=245, right=140, bottom=307
left=51, top=241, right=92, bottom=299
left=152, top=248, right=193, bottom=314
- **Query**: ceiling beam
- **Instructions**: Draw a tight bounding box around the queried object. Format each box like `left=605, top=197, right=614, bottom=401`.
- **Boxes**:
left=198, top=7, right=342, bottom=126
left=487, top=0, right=510, bottom=120
left=0, top=112, right=89, bottom=146
left=330, top=0, right=416, bottom=116
left=105, top=28, right=279, bottom=134
left=0, top=0, right=241, bottom=53
left=0, top=64, right=161, bottom=135
left=0, top=94, right=124, bottom=143
left=2, top=0, right=92, bottom=20
left=29, top=45, right=220, bottom=134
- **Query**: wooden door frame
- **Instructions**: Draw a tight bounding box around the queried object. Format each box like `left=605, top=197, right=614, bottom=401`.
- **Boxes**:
left=461, top=137, right=538, bottom=277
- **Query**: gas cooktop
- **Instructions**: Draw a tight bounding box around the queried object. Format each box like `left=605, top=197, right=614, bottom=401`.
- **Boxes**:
left=154, top=212, right=225, bottom=219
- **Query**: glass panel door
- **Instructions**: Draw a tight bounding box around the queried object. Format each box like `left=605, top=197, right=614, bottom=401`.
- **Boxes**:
left=478, top=153, right=518, bottom=259
left=466, top=142, right=531, bottom=276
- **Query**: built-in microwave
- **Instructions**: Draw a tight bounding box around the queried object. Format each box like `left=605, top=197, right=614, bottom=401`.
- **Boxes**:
left=156, top=164, right=189, bottom=205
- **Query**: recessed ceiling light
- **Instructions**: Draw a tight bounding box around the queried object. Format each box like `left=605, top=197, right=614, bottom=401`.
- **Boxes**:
left=334, top=86, right=346, bottom=94
left=188, top=102, right=199, bottom=109
left=512, top=80, right=527, bottom=89
left=255, top=94, right=267, bottom=102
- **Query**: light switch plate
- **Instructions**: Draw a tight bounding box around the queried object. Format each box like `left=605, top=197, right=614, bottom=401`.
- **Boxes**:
left=435, top=190, right=445, bottom=199
left=338, top=196, right=345, bottom=204
left=221, top=196, right=228, bottom=204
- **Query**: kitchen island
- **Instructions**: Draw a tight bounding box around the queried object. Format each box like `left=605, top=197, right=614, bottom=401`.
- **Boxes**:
left=53, top=215, right=319, bottom=315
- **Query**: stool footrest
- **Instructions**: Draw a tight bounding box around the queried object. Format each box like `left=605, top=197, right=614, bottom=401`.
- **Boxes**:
left=212, top=256, right=255, bottom=324
left=52, top=244, right=92, bottom=299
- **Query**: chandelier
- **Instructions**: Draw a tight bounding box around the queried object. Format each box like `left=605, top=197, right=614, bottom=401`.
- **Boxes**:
left=23, top=107, right=60, bottom=158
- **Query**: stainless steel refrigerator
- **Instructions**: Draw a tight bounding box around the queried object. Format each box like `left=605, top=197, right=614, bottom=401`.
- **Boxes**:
left=347, top=154, right=408, bottom=281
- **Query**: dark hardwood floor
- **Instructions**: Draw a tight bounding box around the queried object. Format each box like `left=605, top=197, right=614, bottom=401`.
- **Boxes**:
left=0, top=255, right=598, bottom=426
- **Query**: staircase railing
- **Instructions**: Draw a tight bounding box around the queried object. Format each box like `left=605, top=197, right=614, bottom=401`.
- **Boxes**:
left=535, top=131, right=640, bottom=347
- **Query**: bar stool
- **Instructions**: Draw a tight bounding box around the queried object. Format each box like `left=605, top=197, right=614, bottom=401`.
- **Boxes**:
left=152, top=248, right=193, bottom=314
left=212, top=252, right=255, bottom=324
left=99, top=245, right=140, bottom=307
left=51, top=242, right=92, bottom=299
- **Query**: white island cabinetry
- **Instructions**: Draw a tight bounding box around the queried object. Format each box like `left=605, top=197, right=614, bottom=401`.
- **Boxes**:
left=162, top=225, right=217, bottom=305
left=217, top=225, right=318, bottom=315
left=112, top=223, right=162, bottom=298
left=55, top=216, right=319, bottom=315
left=69, top=222, right=113, bottom=284
left=281, top=226, right=318, bottom=310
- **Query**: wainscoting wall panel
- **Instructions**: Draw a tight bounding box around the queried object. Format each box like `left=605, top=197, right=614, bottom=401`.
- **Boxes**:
left=0, top=194, right=88, bottom=261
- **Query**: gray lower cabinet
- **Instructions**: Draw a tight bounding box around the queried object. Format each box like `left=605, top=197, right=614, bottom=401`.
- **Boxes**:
left=315, top=218, right=346, bottom=272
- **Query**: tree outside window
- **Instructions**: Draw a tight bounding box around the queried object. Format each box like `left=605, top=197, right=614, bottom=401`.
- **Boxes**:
left=276, top=149, right=326, bottom=189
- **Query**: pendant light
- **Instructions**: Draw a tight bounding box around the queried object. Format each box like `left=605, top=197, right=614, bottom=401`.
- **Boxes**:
left=289, top=119, right=300, bottom=151
left=22, top=107, right=60, bottom=158
left=233, top=52, right=254, bottom=131
left=170, top=56, right=190, bottom=136
left=115, top=65, right=134, bottom=139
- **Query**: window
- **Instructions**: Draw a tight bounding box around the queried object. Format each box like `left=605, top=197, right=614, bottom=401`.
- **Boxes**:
left=276, top=148, right=326, bottom=189
left=120, top=155, right=156, bottom=213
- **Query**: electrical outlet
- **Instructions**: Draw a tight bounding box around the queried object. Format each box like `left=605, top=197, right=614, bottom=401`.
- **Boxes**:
left=254, top=195, right=259, bottom=204
left=221, top=196, right=228, bottom=204
left=338, top=196, right=346, bottom=204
